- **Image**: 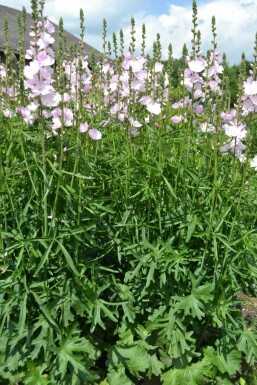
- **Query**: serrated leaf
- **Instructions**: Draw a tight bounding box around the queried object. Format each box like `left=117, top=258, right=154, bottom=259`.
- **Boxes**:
left=108, top=367, right=133, bottom=385
left=175, top=294, right=205, bottom=319
left=108, top=344, right=150, bottom=377
left=148, top=353, right=165, bottom=376
left=174, top=283, right=213, bottom=320
left=237, top=329, right=257, bottom=365
left=161, top=357, right=212, bottom=385
left=204, top=346, right=241, bottom=376
left=24, top=363, right=49, bottom=385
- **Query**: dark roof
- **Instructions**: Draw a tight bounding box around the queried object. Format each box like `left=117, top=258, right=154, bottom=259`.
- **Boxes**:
left=0, top=5, right=100, bottom=60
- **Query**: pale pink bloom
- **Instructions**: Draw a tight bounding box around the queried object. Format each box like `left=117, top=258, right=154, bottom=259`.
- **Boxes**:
left=51, top=117, right=62, bottom=130
left=132, top=79, right=145, bottom=92
left=123, top=56, right=146, bottom=73
left=135, top=69, right=147, bottom=81
left=129, top=118, right=142, bottom=128
left=37, top=33, right=55, bottom=50
left=110, top=104, right=120, bottom=115
left=244, top=77, right=257, bottom=96
left=171, top=115, right=182, bottom=124
left=41, top=92, right=61, bottom=107
left=80, top=123, right=89, bottom=133
left=194, top=89, right=202, bottom=99
left=200, top=122, right=214, bottom=132
left=188, top=57, right=206, bottom=73
left=220, top=138, right=246, bottom=162
left=140, top=95, right=153, bottom=106
left=3, top=109, right=13, bottom=118
left=37, top=51, right=54, bottom=66
left=154, top=62, right=163, bottom=73
left=25, top=48, right=36, bottom=60
left=242, top=98, right=254, bottom=115
left=64, top=108, right=73, bottom=120
left=44, top=19, right=55, bottom=33
left=20, top=107, right=34, bottom=124
left=146, top=102, right=161, bottom=115
left=27, top=101, right=39, bottom=111
left=88, top=128, right=102, bottom=140
left=0, top=64, right=6, bottom=78
left=221, top=110, right=236, bottom=121
left=129, top=128, right=140, bottom=136
left=250, top=155, right=257, bottom=170
left=64, top=119, right=73, bottom=127
left=194, top=104, right=203, bottom=114
left=172, top=100, right=183, bottom=108
left=208, top=80, right=219, bottom=91
left=42, top=110, right=51, bottom=118
left=250, top=95, right=257, bottom=106
left=125, top=52, right=132, bottom=60
left=52, top=108, right=62, bottom=118
left=100, top=118, right=110, bottom=126
left=24, top=61, right=40, bottom=79
left=63, top=93, right=70, bottom=103
left=118, top=113, right=125, bottom=121
left=223, top=121, right=247, bottom=139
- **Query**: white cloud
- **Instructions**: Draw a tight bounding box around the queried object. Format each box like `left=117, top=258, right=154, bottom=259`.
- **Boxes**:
left=117, top=0, right=257, bottom=64
left=0, top=0, right=256, bottom=64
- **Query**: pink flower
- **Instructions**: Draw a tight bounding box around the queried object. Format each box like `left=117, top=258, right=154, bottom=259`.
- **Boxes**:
left=125, top=51, right=132, bottom=60
left=223, top=121, right=247, bottom=139
left=171, top=115, right=182, bottom=123
left=129, top=118, right=142, bottom=128
left=44, top=19, right=55, bottom=33
left=63, top=93, right=70, bottom=102
left=250, top=155, right=257, bottom=170
left=244, top=77, right=257, bottom=96
left=64, top=108, right=73, bottom=120
left=80, top=123, right=89, bottom=133
left=88, top=128, right=102, bottom=140
left=140, top=96, right=153, bottom=106
left=37, top=51, right=54, bottom=66
left=24, top=61, right=40, bottom=79
left=188, top=57, right=206, bottom=73
left=52, top=108, right=62, bottom=118
left=194, top=104, right=203, bottom=114
left=146, top=102, right=161, bottom=115
left=154, top=62, right=163, bottom=73
left=193, top=89, right=202, bottom=99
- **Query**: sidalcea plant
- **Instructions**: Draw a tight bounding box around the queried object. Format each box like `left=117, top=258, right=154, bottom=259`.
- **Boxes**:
left=1, top=0, right=257, bottom=384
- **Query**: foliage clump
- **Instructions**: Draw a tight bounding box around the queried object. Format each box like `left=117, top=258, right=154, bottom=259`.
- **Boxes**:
left=1, top=1, right=257, bottom=384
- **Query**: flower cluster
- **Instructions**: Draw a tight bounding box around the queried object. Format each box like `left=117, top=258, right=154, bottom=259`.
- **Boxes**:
left=1, top=14, right=257, bottom=168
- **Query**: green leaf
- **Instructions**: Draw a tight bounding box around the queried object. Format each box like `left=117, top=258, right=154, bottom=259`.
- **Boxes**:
left=148, top=353, right=165, bottom=376
left=56, top=330, right=97, bottom=381
left=204, top=346, right=241, bottom=376
left=163, top=175, right=176, bottom=198
left=57, top=240, right=80, bottom=276
left=108, top=344, right=150, bottom=377
left=237, top=328, right=257, bottom=365
left=108, top=367, right=133, bottom=385
left=161, top=357, right=212, bottom=385
left=31, top=291, right=61, bottom=335
left=174, top=294, right=205, bottom=320
left=24, top=363, right=49, bottom=385
left=174, top=283, right=213, bottom=320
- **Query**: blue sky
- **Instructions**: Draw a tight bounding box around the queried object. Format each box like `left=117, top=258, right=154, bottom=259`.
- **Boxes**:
left=0, top=0, right=256, bottom=65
